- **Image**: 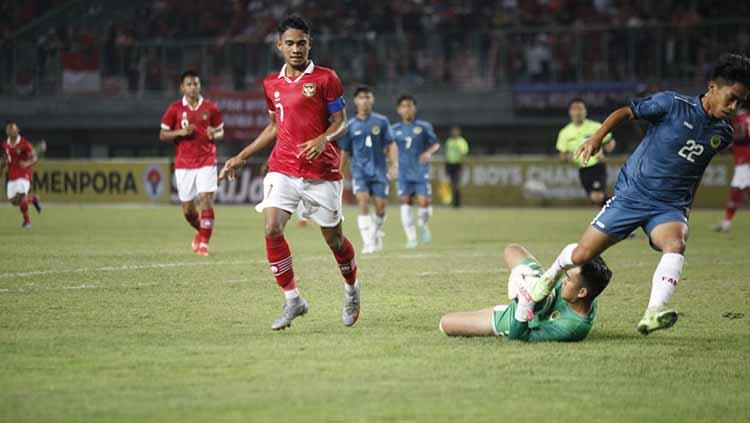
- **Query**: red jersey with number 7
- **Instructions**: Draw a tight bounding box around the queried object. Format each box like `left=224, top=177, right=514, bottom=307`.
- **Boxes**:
left=2, top=136, right=34, bottom=180
left=732, top=112, right=750, bottom=164
left=161, top=96, right=224, bottom=169
left=263, top=61, right=346, bottom=181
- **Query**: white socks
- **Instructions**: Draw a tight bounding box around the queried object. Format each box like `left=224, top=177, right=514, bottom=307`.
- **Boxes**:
left=374, top=214, right=385, bottom=233
left=357, top=215, right=373, bottom=247
left=647, top=253, right=684, bottom=309
left=284, top=287, right=300, bottom=300
left=401, top=204, right=417, bottom=241
left=417, top=206, right=432, bottom=227
left=546, top=243, right=578, bottom=279
left=344, top=279, right=359, bottom=293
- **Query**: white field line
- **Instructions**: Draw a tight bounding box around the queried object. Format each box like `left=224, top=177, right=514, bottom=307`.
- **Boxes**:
left=0, top=251, right=502, bottom=281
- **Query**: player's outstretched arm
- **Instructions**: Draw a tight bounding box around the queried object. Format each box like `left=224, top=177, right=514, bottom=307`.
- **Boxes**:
left=219, top=113, right=278, bottom=181
left=575, top=106, right=633, bottom=165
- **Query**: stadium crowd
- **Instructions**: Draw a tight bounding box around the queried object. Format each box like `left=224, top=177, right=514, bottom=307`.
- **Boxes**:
left=2, top=0, right=750, bottom=95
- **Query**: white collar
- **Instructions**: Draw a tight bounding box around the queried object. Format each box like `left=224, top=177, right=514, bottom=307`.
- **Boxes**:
left=182, top=96, right=204, bottom=111
left=6, top=135, right=20, bottom=146
left=278, top=61, right=315, bottom=83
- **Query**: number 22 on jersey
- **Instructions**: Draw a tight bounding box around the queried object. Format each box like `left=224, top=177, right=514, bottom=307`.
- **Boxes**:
left=678, top=140, right=704, bottom=163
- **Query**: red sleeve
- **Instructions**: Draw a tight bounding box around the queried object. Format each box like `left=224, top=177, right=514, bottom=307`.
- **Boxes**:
left=263, top=80, right=274, bottom=113
left=161, top=105, right=176, bottom=130
left=210, top=104, right=224, bottom=128
left=324, top=70, right=344, bottom=102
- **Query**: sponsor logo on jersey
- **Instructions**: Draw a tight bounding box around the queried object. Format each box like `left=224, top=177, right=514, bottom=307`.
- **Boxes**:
left=372, top=126, right=381, bottom=135
left=413, top=126, right=423, bottom=134
left=302, top=83, right=316, bottom=97
left=683, top=121, right=694, bottom=129
left=710, top=135, right=722, bottom=149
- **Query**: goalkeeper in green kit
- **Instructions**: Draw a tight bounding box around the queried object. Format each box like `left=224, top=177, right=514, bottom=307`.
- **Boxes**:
left=439, top=244, right=611, bottom=342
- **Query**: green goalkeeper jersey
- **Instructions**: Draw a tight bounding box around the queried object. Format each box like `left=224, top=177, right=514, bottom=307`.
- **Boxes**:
left=492, top=259, right=597, bottom=342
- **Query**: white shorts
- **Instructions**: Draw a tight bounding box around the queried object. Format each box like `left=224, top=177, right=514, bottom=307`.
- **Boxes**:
left=174, top=166, right=218, bottom=202
left=730, top=164, right=750, bottom=189
left=255, top=172, right=343, bottom=227
left=6, top=178, right=30, bottom=199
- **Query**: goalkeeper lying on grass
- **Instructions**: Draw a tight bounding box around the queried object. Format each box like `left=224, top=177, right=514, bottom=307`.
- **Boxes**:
left=439, top=244, right=612, bottom=342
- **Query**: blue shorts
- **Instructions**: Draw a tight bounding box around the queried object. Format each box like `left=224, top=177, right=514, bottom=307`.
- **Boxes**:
left=591, top=195, right=688, bottom=244
left=397, top=180, right=431, bottom=198
left=352, top=178, right=389, bottom=198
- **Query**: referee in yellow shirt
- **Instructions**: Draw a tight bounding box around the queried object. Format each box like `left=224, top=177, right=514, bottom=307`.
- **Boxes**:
left=556, top=98, right=616, bottom=206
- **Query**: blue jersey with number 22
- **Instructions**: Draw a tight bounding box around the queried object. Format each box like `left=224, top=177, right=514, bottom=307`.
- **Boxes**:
left=616, top=91, right=733, bottom=208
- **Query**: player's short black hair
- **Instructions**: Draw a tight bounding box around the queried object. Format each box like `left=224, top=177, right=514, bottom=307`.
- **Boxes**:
left=711, top=54, right=750, bottom=87
left=579, top=256, right=612, bottom=300
left=397, top=94, right=416, bottom=106
left=5, top=120, right=17, bottom=127
left=568, top=97, right=586, bottom=108
left=180, top=70, right=199, bottom=84
left=277, top=14, right=311, bottom=36
left=353, top=85, right=373, bottom=97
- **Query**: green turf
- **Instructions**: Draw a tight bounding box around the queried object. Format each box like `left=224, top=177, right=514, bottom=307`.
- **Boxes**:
left=1, top=205, right=749, bottom=422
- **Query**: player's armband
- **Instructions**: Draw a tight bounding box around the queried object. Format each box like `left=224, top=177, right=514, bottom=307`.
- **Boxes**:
left=327, top=96, right=346, bottom=114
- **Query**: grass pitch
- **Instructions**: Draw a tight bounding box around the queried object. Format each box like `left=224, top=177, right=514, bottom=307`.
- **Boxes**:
left=1, top=205, right=749, bottom=422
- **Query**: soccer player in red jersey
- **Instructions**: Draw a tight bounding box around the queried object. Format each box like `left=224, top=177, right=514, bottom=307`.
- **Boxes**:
left=160, top=70, right=224, bottom=256
left=220, top=15, right=358, bottom=330
left=714, top=105, right=750, bottom=232
left=1, top=122, right=42, bottom=228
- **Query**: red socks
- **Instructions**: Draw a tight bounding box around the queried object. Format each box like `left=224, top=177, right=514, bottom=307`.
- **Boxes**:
left=19, top=198, right=30, bottom=224
left=725, top=188, right=744, bottom=221
left=184, top=210, right=200, bottom=231
left=333, top=238, right=357, bottom=285
left=199, top=208, right=214, bottom=244
left=266, top=235, right=296, bottom=291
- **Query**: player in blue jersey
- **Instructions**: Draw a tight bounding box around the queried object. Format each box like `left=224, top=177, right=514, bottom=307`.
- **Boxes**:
left=391, top=95, right=440, bottom=248
left=340, top=86, right=399, bottom=253
left=529, top=54, right=750, bottom=335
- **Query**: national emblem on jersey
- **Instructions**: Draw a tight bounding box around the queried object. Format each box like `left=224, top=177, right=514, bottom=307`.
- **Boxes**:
left=710, top=135, right=722, bottom=149
left=413, top=126, right=423, bottom=134
left=372, top=126, right=381, bottom=135
left=302, top=83, right=316, bottom=97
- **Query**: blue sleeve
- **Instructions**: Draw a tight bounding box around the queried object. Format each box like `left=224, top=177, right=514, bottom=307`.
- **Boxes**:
left=338, top=121, right=352, bottom=152
left=630, top=91, right=673, bottom=124
left=424, top=122, right=438, bottom=145
left=383, top=118, right=394, bottom=144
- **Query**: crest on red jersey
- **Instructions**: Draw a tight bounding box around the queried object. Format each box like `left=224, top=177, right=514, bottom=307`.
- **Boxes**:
left=302, top=83, right=317, bottom=97
left=201, top=111, right=209, bottom=120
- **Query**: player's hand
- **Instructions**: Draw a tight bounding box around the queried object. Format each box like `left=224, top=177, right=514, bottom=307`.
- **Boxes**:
left=388, top=165, right=399, bottom=181
left=179, top=125, right=196, bottom=138
left=419, top=152, right=432, bottom=164
left=19, top=161, right=31, bottom=168
left=207, top=126, right=220, bottom=140
left=575, top=138, right=602, bottom=166
left=219, top=156, right=246, bottom=181
left=298, top=136, right=327, bottom=161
